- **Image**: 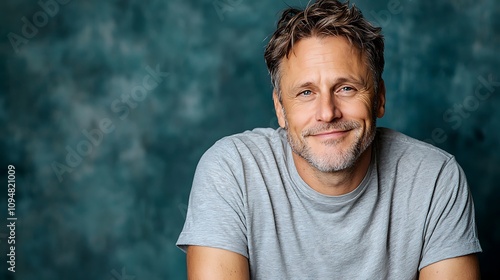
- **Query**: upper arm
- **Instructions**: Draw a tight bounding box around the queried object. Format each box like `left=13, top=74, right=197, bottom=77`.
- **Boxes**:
left=419, top=254, right=480, bottom=280
left=187, top=245, right=250, bottom=280
left=176, top=141, right=249, bottom=262
left=419, top=158, right=482, bottom=269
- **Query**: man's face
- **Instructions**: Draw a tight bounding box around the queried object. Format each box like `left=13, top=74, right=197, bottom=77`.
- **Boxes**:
left=274, top=36, right=385, bottom=173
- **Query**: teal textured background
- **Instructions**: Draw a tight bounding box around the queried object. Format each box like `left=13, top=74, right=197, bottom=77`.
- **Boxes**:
left=0, top=0, right=499, bottom=279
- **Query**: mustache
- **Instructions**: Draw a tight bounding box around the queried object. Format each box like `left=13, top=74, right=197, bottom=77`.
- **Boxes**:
left=302, top=120, right=360, bottom=137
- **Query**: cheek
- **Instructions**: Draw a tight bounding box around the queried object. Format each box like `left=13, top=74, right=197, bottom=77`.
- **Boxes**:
left=357, top=93, right=376, bottom=110
left=285, top=103, right=315, bottom=128
left=340, top=94, right=376, bottom=120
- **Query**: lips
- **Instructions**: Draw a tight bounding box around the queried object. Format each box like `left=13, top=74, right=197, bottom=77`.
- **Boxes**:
left=313, top=130, right=349, bottom=136
left=304, top=120, right=358, bottom=135
left=310, top=129, right=351, bottom=141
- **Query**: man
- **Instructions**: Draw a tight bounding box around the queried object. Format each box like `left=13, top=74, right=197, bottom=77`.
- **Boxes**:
left=176, top=0, right=482, bottom=279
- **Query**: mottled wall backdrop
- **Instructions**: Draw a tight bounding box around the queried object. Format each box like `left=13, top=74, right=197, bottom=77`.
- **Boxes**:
left=0, top=0, right=499, bottom=279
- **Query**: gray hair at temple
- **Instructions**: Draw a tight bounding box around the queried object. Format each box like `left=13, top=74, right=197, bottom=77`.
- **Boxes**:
left=264, top=0, right=385, bottom=101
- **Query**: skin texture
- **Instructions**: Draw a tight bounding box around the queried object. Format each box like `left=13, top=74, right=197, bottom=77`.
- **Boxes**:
left=186, top=35, right=480, bottom=279
left=187, top=246, right=249, bottom=280
left=419, top=254, right=480, bottom=280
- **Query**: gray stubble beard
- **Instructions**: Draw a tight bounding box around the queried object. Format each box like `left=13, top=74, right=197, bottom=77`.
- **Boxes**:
left=283, top=109, right=377, bottom=173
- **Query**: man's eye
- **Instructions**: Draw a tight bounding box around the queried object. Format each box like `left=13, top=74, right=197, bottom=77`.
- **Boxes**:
left=300, top=90, right=312, bottom=96
left=338, top=86, right=356, bottom=96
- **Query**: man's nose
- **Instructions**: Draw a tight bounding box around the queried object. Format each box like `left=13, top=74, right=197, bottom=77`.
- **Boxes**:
left=316, top=93, right=341, bottom=122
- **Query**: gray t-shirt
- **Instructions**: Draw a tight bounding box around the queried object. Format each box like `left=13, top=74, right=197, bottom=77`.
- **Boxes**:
left=177, top=127, right=481, bottom=279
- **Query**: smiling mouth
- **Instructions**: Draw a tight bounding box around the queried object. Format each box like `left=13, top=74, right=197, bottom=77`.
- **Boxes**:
left=314, top=130, right=348, bottom=135
left=303, top=121, right=360, bottom=140
left=310, top=129, right=350, bottom=140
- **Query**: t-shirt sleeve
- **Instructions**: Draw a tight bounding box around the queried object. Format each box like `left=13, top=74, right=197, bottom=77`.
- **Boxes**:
left=176, top=140, right=248, bottom=258
left=419, top=157, right=482, bottom=270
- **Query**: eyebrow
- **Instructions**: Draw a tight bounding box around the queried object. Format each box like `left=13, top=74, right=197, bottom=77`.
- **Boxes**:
left=290, top=76, right=367, bottom=92
left=292, top=81, right=315, bottom=91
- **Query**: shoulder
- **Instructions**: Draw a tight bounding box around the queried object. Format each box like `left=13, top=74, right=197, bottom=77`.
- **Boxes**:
left=219, top=127, right=286, bottom=148
left=192, top=127, right=288, bottom=198
left=375, top=127, right=464, bottom=186
left=196, top=128, right=287, bottom=176
left=204, top=128, right=287, bottom=162
left=376, top=127, right=454, bottom=164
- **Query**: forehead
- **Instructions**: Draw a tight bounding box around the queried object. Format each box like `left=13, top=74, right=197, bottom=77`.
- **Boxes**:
left=280, top=36, right=370, bottom=87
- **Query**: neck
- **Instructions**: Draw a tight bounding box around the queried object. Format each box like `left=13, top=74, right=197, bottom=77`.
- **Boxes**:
left=292, top=145, right=373, bottom=196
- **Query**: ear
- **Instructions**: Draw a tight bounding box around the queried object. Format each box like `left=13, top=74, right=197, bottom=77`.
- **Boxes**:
left=273, top=91, right=286, bottom=128
left=376, top=79, right=386, bottom=118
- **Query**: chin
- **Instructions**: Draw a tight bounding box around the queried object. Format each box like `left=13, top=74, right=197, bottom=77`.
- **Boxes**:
left=309, top=151, right=359, bottom=172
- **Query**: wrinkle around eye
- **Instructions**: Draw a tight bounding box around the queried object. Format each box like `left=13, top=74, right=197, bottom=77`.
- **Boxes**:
left=336, top=86, right=357, bottom=97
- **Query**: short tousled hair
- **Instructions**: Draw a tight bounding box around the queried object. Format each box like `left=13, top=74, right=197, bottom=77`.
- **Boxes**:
left=264, top=0, right=385, bottom=100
